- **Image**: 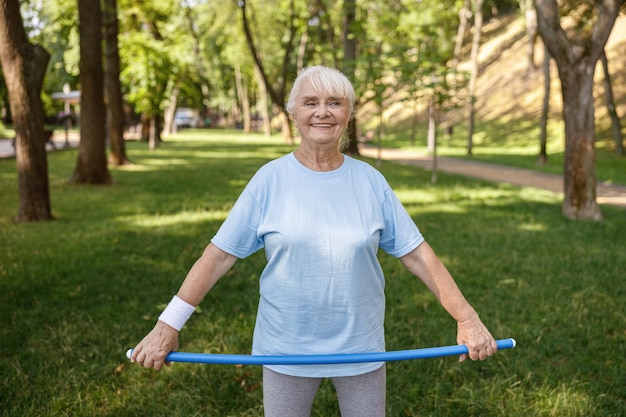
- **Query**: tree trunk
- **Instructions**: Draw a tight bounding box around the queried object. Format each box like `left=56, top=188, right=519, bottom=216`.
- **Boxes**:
left=560, top=65, right=601, bottom=220
left=466, top=0, right=483, bottom=156
left=140, top=113, right=150, bottom=142
left=296, top=31, right=308, bottom=74
left=427, top=101, right=436, bottom=152
left=71, top=0, right=112, bottom=184
left=280, top=113, right=291, bottom=142
left=599, top=50, right=624, bottom=156
left=342, top=0, right=359, bottom=155
left=535, top=0, right=621, bottom=220
left=520, top=0, right=538, bottom=74
left=0, top=0, right=53, bottom=221
left=451, top=0, right=471, bottom=74
left=148, top=116, right=158, bottom=150
left=375, top=101, right=383, bottom=167
left=537, top=43, right=550, bottom=165
left=235, top=65, right=251, bottom=133
left=184, top=6, right=212, bottom=126
left=254, top=65, right=272, bottom=137
left=163, top=86, right=179, bottom=135
left=410, top=100, right=418, bottom=146
left=525, top=8, right=538, bottom=73
left=103, top=0, right=130, bottom=166
left=238, top=0, right=295, bottom=144
left=429, top=95, right=438, bottom=185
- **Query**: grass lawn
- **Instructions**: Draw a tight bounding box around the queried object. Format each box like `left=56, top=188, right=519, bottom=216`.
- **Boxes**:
left=1, top=129, right=624, bottom=416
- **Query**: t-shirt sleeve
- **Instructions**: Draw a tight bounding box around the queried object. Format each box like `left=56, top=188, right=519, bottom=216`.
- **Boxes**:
left=211, top=186, right=265, bottom=259
left=379, top=187, right=424, bottom=258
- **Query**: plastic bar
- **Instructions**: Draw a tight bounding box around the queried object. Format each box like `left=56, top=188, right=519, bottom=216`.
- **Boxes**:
left=126, top=338, right=516, bottom=365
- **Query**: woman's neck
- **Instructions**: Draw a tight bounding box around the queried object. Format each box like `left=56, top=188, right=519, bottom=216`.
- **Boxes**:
left=294, top=146, right=344, bottom=172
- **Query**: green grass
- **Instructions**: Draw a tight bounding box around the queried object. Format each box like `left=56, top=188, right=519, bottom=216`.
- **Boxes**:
left=1, top=129, right=625, bottom=416
left=371, top=115, right=626, bottom=186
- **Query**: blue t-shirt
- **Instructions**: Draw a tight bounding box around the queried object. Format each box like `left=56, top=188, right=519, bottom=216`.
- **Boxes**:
left=211, top=152, right=424, bottom=377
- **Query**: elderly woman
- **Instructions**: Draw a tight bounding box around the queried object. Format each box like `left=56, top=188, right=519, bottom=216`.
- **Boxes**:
left=131, top=66, right=497, bottom=417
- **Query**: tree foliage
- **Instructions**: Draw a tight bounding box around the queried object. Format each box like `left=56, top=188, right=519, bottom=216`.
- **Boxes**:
left=5, top=0, right=510, bottom=137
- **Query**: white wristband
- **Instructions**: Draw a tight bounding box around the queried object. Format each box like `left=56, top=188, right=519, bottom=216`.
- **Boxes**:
left=158, top=295, right=195, bottom=331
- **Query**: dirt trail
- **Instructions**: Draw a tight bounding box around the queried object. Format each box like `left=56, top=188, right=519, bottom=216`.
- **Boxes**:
left=358, top=145, right=626, bottom=210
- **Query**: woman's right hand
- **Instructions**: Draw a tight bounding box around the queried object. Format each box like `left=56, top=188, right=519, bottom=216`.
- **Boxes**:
left=130, top=321, right=180, bottom=370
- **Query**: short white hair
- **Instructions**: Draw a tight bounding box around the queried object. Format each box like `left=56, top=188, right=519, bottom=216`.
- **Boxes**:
left=286, top=66, right=355, bottom=116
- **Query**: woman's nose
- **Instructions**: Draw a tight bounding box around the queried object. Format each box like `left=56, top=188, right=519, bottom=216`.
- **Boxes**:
left=316, top=104, right=330, bottom=117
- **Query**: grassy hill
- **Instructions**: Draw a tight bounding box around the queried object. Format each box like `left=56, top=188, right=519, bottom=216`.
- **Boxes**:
left=358, top=12, right=626, bottom=183
left=463, top=12, right=625, bottom=135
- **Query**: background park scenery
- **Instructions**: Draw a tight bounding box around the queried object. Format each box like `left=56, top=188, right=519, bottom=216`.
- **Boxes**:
left=1, top=0, right=626, bottom=416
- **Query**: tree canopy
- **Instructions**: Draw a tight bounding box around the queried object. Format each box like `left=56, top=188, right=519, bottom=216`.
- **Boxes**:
left=5, top=0, right=507, bottom=132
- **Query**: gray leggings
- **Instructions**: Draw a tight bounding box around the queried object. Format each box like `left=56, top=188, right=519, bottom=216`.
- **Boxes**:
left=262, top=364, right=386, bottom=417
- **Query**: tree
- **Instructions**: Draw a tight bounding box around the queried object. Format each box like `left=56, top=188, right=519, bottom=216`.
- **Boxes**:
left=394, top=0, right=465, bottom=168
left=234, top=64, right=251, bottom=132
left=535, top=0, right=624, bottom=220
left=466, top=0, right=484, bottom=155
left=70, top=0, right=112, bottom=184
left=118, top=0, right=182, bottom=146
left=599, top=50, right=624, bottom=156
left=520, top=0, right=539, bottom=73
left=238, top=0, right=299, bottom=144
left=537, top=43, right=550, bottom=165
left=180, top=3, right=220, bottom=132
left=451, top=0, right=471, bottom=76
left=36, top=0, right=80, bottom=118
left=103, top=0, right=130, bottom=166
left=342, top=0, right=359, bottom=155
left=0, top=0, right=53, bottom=221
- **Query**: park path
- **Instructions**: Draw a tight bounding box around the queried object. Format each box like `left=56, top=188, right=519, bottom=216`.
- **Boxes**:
left=1, top=138, right=624, bottom=209
left=358, top=145, right=626, bottom=210
left=0, top=135, right=79, bottom=158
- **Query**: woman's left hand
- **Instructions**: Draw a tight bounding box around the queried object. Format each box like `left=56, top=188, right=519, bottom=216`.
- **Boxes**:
left=456, top=315, right=498, bottom=362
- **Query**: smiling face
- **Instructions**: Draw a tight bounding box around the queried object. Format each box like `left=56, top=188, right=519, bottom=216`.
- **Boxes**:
left=292, top=79, right=351, bottom=148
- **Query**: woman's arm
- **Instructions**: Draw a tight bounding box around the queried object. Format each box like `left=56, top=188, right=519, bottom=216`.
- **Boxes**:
left=399, top=242, right=497, bottom=362
left=130, top=243, right=238, bottom=370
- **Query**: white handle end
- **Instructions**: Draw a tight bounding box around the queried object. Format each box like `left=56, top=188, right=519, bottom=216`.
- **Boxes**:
left=126, top=348, right=133, bottom=360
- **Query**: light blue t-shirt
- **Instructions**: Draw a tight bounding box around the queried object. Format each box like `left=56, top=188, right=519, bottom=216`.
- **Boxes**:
left=211, top=152, right=424, bottom=377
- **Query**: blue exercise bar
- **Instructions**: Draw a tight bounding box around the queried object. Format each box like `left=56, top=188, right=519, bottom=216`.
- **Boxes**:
left=127, top=338, right=516, bottom=365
